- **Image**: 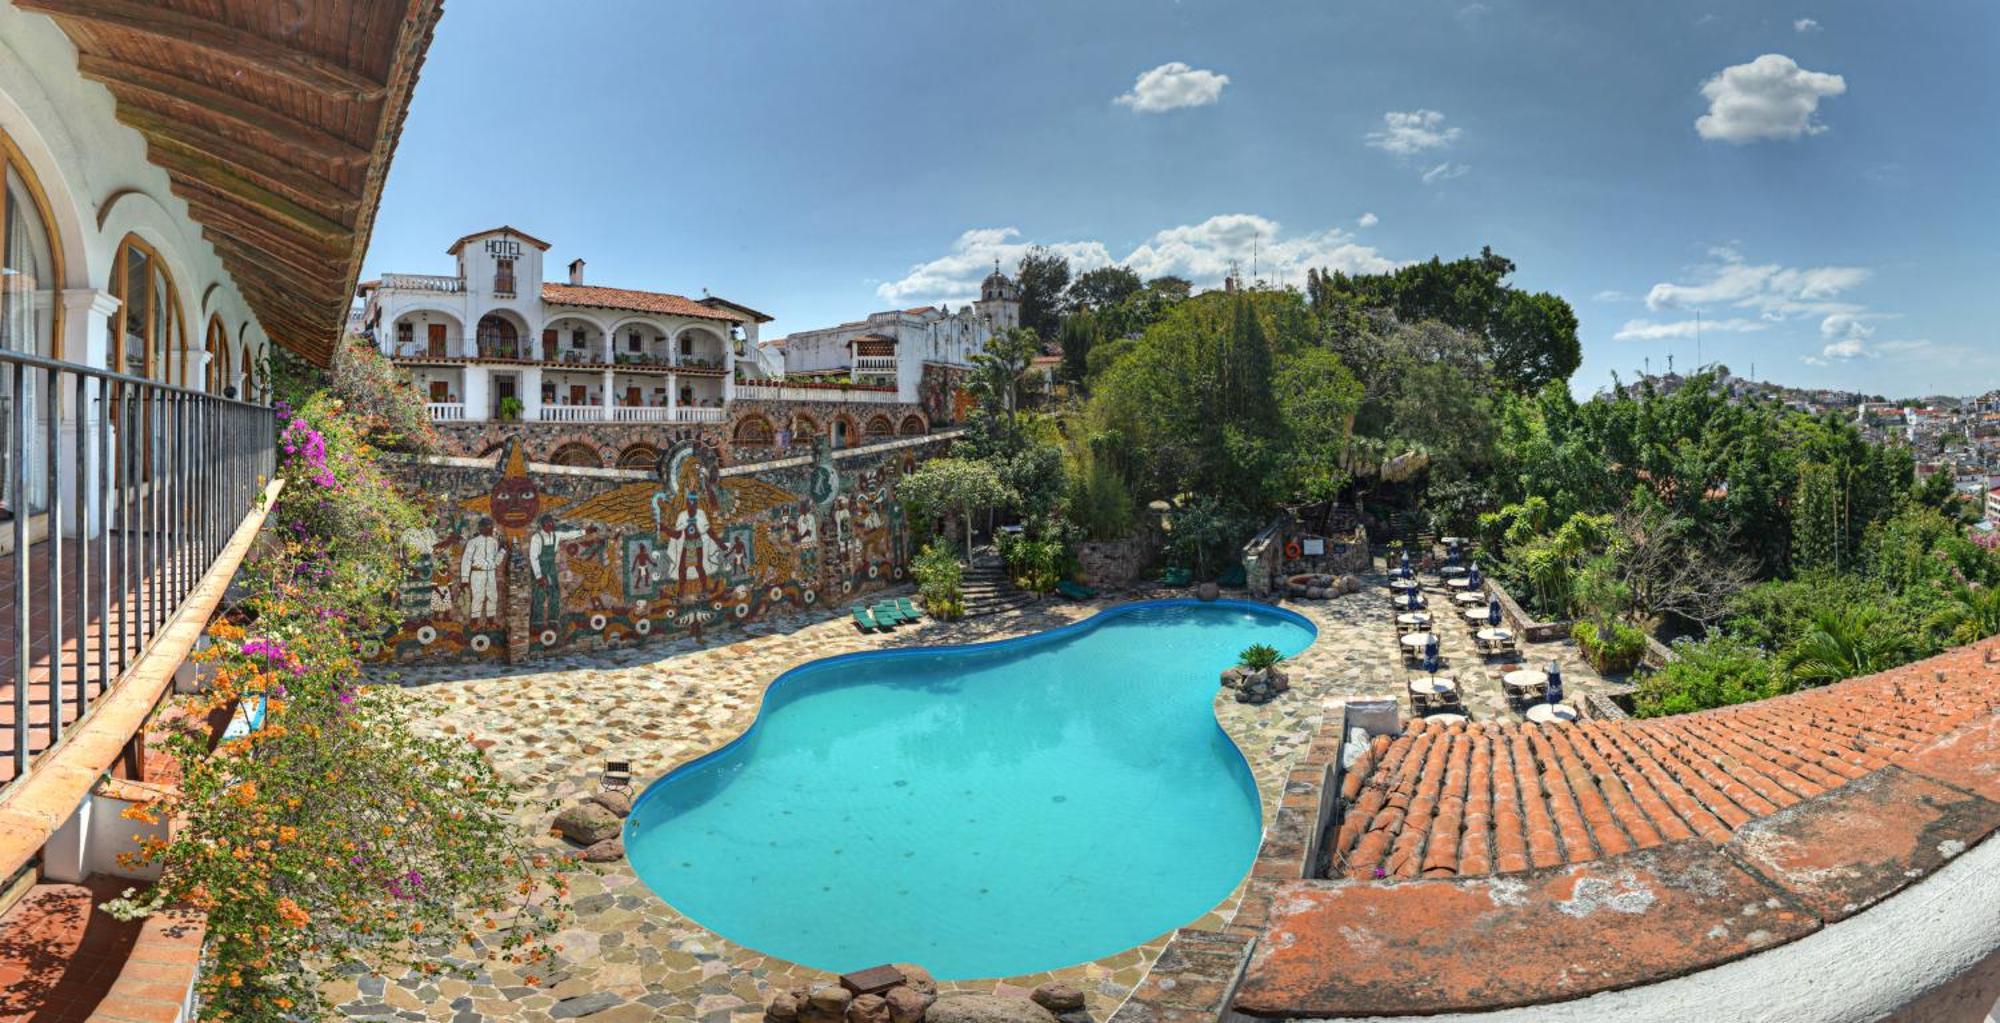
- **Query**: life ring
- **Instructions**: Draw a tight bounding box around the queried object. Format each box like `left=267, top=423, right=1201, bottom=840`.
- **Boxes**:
left=1284, top=539, right=1303, bottom=560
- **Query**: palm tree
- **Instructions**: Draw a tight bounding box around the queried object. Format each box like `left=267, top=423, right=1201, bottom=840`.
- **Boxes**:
left=1785, top=605, right=1916, bottom=689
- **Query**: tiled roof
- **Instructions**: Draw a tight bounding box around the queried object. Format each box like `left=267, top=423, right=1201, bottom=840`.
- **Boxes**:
left=1230, top=637, right=2000, bottom=1018
left=541, top=283, right=746, bottom=324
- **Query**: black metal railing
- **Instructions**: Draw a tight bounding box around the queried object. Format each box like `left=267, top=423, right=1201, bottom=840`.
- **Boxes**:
left=0, top=348, right=275, bottom=787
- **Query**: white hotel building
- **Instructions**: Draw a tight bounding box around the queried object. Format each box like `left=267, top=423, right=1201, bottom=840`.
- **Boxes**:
left=359, top=226, right=774, bottom=425
left=765, top=265, right=1021, bottom=396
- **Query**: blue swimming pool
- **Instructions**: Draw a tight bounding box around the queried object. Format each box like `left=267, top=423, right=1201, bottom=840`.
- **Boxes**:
left=625, top=599, right=1317, bottom=979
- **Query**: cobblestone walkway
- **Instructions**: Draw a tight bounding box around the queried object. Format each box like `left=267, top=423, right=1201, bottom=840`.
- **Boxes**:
left=329, top=560, right=1615, bottom=1023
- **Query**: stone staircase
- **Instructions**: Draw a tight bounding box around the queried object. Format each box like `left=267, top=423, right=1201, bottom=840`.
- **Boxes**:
left=961, top=554, right=1035, bottom=617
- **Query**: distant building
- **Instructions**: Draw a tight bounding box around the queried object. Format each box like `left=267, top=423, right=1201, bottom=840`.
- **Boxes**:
left=767, top=265, right=1023, bottom=401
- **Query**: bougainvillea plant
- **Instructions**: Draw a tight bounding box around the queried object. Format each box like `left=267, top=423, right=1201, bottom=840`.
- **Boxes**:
left=108, top=393, right=572, bottom=1022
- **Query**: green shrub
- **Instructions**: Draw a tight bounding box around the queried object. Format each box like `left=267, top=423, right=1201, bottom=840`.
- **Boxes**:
left=1633, top=637, right=1784, bottom=717
left=1238, top=643, right=1282, bottom=670
left=998, top=531, right=1067, bottom=593
left=1574, top=619, right=1646, bottom=674
left=912, top=543, right=965, bottom=617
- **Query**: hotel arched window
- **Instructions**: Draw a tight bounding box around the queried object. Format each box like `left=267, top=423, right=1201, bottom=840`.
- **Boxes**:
left=109, top=235, right=185, bottom=384
left=204, top=315, right=228, bottom=393
left=1, top=129, right=64, bottom=514
left=476, top=312, right=520, bottom=359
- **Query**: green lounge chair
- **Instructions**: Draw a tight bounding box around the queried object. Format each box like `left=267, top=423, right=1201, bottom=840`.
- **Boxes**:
left=1216, top=564, right=1247, bottom=588
left=1161, top=566, right=1193, bottom=587
left=872, top=601, right=906, bottom=626
left=896, top=597, right=922, bottom=619
left=1056, top=579, right=1097, bottom=600
left=850, top=605, right=879, bottom=632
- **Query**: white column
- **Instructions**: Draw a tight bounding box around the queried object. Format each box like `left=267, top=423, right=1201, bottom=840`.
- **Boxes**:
left=59, top=289, right=120, bottom=538
left=462, top=366, right=491, bottom=421
left=174, top=350, right=213, bottom=392
left=600, top=367, right=615, bottom=420
left=667, top=372, right=678, bottom=420
left=520, top=366, right=543, bottom=422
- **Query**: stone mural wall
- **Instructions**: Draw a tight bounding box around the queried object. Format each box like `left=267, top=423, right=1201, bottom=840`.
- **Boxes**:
left=370, top=433, right=949, bottom=665
left=918, top=362, right=973, bottom=427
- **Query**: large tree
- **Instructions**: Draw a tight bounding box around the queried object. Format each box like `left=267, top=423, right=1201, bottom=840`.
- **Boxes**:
left=1015, top=246, right=1072, bottom=342
left=1066, top=265, right=1142, bottom=313
left=1056, top=312, right=1099, bottom=390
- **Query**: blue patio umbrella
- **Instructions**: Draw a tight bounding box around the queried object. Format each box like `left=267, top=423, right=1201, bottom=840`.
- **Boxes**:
left=1468, top=561, right=1482, bottom=586
left=1487, top=598, right=1503, bottom=628
left=1423, top=638, right=1441, bottom=677
left=1545, top=661, right=1565, bottom=706
left=1414, top=591, right=1427, bottom=610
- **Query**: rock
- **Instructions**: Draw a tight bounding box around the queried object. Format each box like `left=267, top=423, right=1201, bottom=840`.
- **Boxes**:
left=891, top=965, right=937, bottom=998
left=1030, top=983, right=1085, bottom=1013
left=926, top=993, right=1058, bottom=1023
left=587, top=789, right=633, bottom=817
left=1338, top=574, right=1362, bottom=594
left=1306, top=586, right=1327, bottom=600
left=1196, top=581, right=1219, bottom=601
left=554, top=803, right=621, bottom=845
left=883, top=986, right=930, bottom=1023
left=1219, top=667, right=1248, bottom=690
left=802, top=985, right=852, bottom=1023
left=580, top=837, right=624, bottom=862
left=846, top=993, right=890, bottom=1023
left=1055, top=1012, right=1094, bottom=1023
left=766, top=991, right=800, bottom=1023
left=548, top=991, right=623, bottom=1019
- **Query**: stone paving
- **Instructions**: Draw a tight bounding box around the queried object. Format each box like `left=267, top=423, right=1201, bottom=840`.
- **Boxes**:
left=329, top=558, right=1616, bottom=1023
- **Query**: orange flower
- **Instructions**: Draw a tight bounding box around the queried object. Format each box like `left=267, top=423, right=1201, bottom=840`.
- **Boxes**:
left=274, top=897, right=310, bottom=929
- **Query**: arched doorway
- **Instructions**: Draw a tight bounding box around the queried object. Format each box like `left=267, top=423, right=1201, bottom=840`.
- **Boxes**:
left=476, top=311, right=524, bottom=359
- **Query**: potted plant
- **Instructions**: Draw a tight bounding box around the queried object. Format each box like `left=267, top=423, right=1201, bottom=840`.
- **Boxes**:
left=497, top=396, right=524, bottom=422
left=1221, top=643, right=1290, bottom=704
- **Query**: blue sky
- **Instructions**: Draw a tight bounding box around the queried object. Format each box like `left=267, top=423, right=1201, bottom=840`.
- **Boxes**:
left=360, top=0, right=1999, bottom=399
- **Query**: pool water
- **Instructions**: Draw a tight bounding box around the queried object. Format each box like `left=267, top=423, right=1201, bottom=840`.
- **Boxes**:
left=625, top=600, right=1317, bottom=979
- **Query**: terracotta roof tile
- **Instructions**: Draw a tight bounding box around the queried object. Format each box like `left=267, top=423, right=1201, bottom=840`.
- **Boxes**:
left=541, top=283, right=746, bottom=324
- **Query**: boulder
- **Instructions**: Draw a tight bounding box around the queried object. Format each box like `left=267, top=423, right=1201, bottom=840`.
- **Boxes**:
left=1196, top=581, right=1220, bottom=601
left=1219, top=667, right=1249, bottom=690
left=581, top=837, right=624, bottom=862
left=883, top=986, right=931, bottom=1023
left=1030, top=984, right=1085, bottom=1013
left=1338, top=574, right=1362, bottom=594
left=847, top=993, right=891, bottom=1023
left=927, top=993, right=1058, bottom=1023
left=766, top=990, right=801, bottom=1023
left=802, top=985, right=852, bottom=1023
left=588, top=788, right=634, bottom=817
left=892, top=964, right=938, bottom=998
left=554, top=803, right=622, bottom=845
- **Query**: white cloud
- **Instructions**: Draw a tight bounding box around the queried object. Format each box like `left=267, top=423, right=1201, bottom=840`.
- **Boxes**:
left=1793, top=17, right=1821, bottom=32
left=1421, top=162, right=1470, bottom=185
left=875, top=215, right=1398, bottom=306
left=1366, top=110, right=1462, bottom=156
left=1114, top=62, right=1230, bottom=113
left=1594, top=289, right=1632, bottom=302
left=1457, top=4, right=1490, bottom=27
left=1357, top=212, right=1379, bottom=228
left=1612, top=317, right=1772, bottom=341
left=1695, top=54, right=1846, bottom=143
left=1643, top=245, right=1868, bottom=320
left=1818, top=312, right=1877, bottom=340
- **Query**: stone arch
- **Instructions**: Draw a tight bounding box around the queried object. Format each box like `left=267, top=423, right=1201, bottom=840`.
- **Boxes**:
left=544, top=312, right=612, bottom=362
left=616, top=443, right=661, bottom=471
left=830, top=413, right=857, bottom=450
left=732, top=413, right=775, bottom=447
left=549, top=441, right=603, bottom=468
left=388, top=305, right=465, bottom=357
left=790, top=411, right=818, bottom=439
left=898, top=413, right=928, bottom=436
left=673, top=323, right=728, bottom=366
left=863, top=413, right=895, bottom=441
left=475, top=308, right=531, bottom=359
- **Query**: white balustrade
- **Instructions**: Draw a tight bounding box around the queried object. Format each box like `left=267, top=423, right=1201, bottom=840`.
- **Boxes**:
left=424, top=402, right=467, bottom=421
left=381, top=273, right=466, bottom=293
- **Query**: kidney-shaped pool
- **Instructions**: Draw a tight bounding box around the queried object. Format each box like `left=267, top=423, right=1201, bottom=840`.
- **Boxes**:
left=625, top=599, right=1317, bottom=979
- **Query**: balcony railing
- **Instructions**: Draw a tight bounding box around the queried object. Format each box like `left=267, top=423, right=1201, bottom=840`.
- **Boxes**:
left=379, top=273, right=465, bottom=294
left=853, top=355, right=898, bottom=375
left=0, top=349, right=275, bottom=787
left=425, top=402, right=466, bottom=421
left=531, top=405, right=727, bottom=424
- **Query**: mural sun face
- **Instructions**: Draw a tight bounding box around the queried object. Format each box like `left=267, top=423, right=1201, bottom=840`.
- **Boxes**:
left=491, top=477, right=541, bottom=530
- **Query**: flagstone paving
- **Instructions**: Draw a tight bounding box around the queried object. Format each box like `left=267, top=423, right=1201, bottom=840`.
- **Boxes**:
left=329, top=561, right=1616, bottom=1022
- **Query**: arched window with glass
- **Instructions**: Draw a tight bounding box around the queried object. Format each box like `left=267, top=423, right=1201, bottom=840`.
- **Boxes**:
left=1, top=128, right=64, bottom=516
left=108, top=235, right=185, bottom=385
left=204, top=314, right=228, bottom=394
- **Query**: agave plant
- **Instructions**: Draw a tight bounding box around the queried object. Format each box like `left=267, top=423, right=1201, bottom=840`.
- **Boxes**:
left=1785, top=605, right=1917, bottom=689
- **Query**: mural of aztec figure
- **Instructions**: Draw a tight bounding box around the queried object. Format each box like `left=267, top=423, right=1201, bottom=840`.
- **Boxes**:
left=371, top=436, right=924, bottom=663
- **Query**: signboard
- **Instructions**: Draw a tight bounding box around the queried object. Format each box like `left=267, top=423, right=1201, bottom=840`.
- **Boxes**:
left=1302, top=537, right=1325, bottom=557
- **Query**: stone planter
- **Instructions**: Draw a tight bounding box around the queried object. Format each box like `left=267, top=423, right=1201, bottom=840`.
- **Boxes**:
left=1221, top=665, right=1290, bottom=704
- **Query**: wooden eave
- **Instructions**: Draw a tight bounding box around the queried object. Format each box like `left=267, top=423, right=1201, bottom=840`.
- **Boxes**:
left=22, top=0, right=444, bottom=367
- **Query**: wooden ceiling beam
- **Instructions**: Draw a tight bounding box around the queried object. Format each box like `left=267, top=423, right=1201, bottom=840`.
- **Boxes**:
left=146, top=148, right=351, bottom=247
left=116, top=105, right=358, bottom=220
left=76, top=54, right=372, bottom=167
left=18, top=0, right=386, bottom=99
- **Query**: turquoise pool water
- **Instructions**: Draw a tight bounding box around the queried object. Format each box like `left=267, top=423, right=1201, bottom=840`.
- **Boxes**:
left=625, top=599, right=1317, bottom=979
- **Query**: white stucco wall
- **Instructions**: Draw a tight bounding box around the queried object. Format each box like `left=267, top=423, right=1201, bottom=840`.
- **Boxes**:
left=0, top=2, right=270, bottom=394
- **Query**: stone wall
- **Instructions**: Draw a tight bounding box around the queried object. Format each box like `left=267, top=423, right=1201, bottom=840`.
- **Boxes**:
left=1485, top=577, right=1573, bottom=643
left=369, top=433, right=952, bottom=665
left=1074, top=533, right=1157, bottom=588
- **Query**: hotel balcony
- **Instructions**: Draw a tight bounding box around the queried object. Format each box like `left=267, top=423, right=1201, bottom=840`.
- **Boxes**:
left=379, top=272, right=466, bottom=294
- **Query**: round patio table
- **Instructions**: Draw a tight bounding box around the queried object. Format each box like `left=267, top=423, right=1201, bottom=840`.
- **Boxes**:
left=1477, top=627, right=1514, bottom=649
left=1440, top=565, right=1467, bottom=577
left=1400, top=632, right=1438, bottom=652
left=1447, top=576, right=1473, bottom=589
left=1408, top=676, right=1458, bottom=697
left=1503, top=669, right=1546, bottom=697
left=1455, top=590, right=1487, bottom=605
left=1424, top=712, right=1469, bottom=726
left=1396, top=613, right=1432, bottom=631
left=1394, top=595, right=1426, bottom=611
left=1389, top=578, right=1420, bottom=592
left=1462, top=607, right=1489, bottom=624
left=1526, top=703, right=1579, bottom=724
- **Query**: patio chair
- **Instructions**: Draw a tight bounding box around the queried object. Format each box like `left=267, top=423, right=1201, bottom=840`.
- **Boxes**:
left=1056, top=579, right=1098, bottom=600
left=895, top=596, right=923, bottom=619
left=851, top=605, right=880, bottom=632
left=1216, top=563, right=1247, bottom=588
left=602, top=760, right=633, bottom=792
left=1161, top=566, right=1193, bottom=587
left=873, top=601, right=906, bottom=627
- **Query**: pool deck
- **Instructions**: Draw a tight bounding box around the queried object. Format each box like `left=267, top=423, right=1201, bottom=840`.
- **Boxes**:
left=327, top=565, right=1617, bottom=1022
